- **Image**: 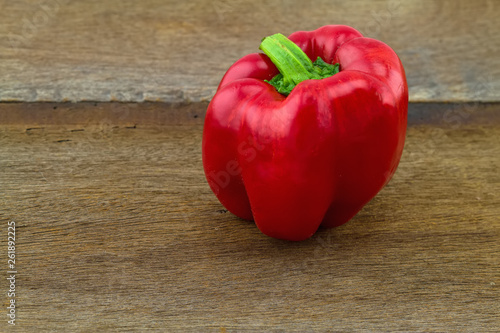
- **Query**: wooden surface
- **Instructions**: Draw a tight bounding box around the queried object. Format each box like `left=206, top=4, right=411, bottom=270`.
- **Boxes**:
left=1, top=0, right=499, bottom=330
left=1, top=0, right=499, bottom=103
left=1, top=103, right=499, bottom=332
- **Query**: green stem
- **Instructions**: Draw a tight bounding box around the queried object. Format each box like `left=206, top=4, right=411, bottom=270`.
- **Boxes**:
left=259, top=33, right=318, bottom=85
left=259, top=33, right=340, bottom=95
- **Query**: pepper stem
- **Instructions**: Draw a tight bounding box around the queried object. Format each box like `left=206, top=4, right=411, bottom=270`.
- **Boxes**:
left=260, top=33, right=317, bottom=85
left=259, top=33, right=340, bottom=95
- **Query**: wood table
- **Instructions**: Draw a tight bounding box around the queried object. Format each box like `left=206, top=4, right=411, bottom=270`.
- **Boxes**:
left=1, top=1, right=499, bottom=332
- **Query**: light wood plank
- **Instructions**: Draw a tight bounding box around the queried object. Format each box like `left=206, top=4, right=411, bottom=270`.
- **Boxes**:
left=0, top=0, right=498, bottom=103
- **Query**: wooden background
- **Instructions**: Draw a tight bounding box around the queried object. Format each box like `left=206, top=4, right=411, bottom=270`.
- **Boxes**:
left=0, top=0, right=498, bottom=103
left=1, top=0, right=499, bottom=332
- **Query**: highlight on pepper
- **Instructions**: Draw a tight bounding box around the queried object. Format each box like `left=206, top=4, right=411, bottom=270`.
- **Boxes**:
left=202, top=25, right=408, bottom=241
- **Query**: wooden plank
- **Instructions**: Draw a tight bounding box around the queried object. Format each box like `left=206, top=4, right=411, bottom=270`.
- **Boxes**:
left=1, top=101, right=499, bottom=128
left=0, top=0, right=498, bottom=103
left=0, top=103, right=499, bottom=331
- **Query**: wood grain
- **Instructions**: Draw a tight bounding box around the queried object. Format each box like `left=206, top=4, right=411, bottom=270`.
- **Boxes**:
left=0, top=103, right=499, bottom=331
left=0, top=0, right=498, bottom=103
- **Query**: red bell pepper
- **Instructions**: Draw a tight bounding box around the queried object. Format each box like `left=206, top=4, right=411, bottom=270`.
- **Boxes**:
left=202, top=25, right=408, bottom=241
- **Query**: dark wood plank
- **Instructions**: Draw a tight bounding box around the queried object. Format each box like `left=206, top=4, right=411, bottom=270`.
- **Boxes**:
left=1, top=101, right=499, bottom=128
left=0, top=103, right=499, bottom=331
left=0, top=0, right=498, bottom=103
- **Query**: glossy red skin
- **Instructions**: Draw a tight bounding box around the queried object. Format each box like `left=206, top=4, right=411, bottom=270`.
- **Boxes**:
left=202, top=25, right=408, bottom=241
